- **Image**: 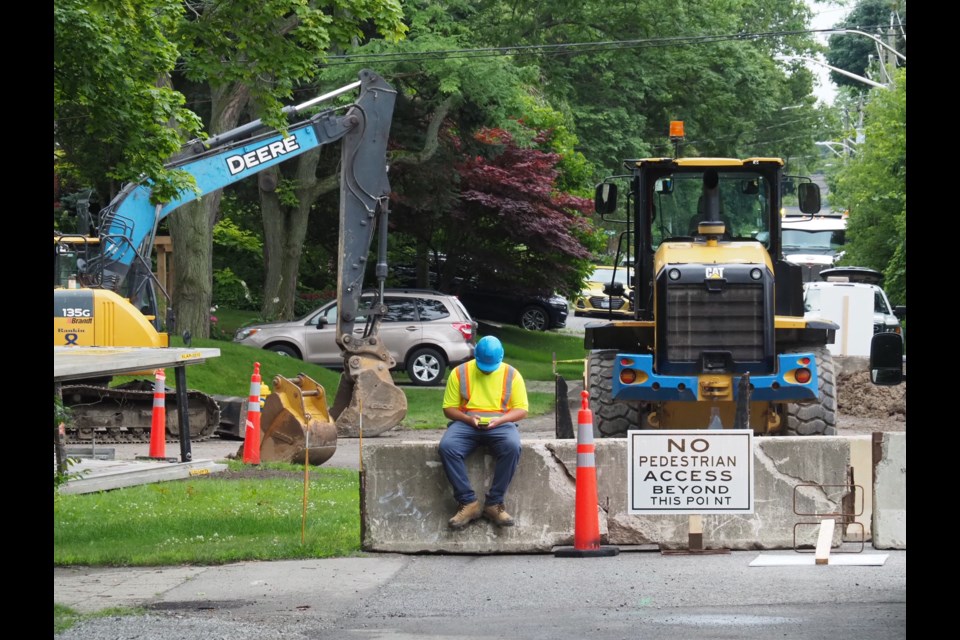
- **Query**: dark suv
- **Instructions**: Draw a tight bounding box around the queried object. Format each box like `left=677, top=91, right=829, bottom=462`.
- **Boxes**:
left=455, top=289, right=568, bottom=331
left=233, top=289, right=476, bottom=386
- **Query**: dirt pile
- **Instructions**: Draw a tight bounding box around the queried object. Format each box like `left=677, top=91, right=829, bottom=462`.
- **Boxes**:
left=837, top=370, right=906, bottom=420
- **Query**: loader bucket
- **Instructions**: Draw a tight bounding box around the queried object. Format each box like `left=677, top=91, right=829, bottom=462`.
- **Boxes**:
left=258, top=373, right=337, bottom=465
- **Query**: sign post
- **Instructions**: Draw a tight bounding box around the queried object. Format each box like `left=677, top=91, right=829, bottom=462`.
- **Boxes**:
left=627, top=430, right=754, bottom=554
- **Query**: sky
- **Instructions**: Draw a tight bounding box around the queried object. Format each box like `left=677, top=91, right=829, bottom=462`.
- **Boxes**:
left=807, top=1, right=852, bottom=105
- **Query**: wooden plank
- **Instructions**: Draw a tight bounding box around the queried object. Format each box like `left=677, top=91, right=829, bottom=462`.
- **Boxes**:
left=689, top=514, right=704, bottom=551
left=815, top=518, right=835, bottom=565
left=848, top=436, right=873, bottom=540
left=59, top=458, right=227, bottom=495
left=750, top=553, right=888, bottom=567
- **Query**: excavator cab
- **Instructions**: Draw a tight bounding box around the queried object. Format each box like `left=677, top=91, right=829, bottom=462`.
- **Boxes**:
left=54, top=234, right=102, bottom=289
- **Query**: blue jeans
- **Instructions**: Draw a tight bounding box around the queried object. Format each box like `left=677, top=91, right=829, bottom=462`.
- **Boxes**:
left=438, top=421, right=521, bottom=505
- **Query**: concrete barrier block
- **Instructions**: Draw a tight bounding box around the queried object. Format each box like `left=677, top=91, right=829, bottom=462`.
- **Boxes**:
left=873, top=432, right=906, bottom=549
left=362, top=441, right=581, bottom=553
left=362, top=436, right=868, bottom=552
left=834, top=355, right=869, bottom=375
left=603, top=437, right=852, bottom=550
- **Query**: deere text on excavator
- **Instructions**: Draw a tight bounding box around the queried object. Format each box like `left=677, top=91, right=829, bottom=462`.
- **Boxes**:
left=54, top=70, right=406, bottom=463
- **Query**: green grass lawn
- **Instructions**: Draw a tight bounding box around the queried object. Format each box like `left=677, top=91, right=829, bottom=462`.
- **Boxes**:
left=56, top=314, right=589, bottom=565
left=55, top=460, right=362, bottom=566
left=112, top=313, right=586, bottom=429
left=53, top=460, right=361, bottom=634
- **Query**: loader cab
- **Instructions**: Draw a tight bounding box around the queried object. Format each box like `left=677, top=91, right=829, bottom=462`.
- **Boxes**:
left=646, top=168, right=775, bottom=247
left=596, top=164, right=781, bottom=249
left=594, top=158, right=823, bottom=322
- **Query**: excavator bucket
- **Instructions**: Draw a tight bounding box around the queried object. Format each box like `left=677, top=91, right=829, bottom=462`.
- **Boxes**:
left=330, top=362, right=408, bottom=438
left=258, top=373, right=338, bottom=466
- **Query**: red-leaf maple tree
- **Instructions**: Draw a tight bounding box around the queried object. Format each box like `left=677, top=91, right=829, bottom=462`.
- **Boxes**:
left=445, top=127, right=598, bottom=297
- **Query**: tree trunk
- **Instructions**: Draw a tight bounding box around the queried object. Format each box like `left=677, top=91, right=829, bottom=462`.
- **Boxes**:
left=259, top=167, right=287, bottom=322
left=259, top=148, right=335, bottom=321
left=169, top=199, right=215, bottom=339
left=168, top=83, right=249, bottom=338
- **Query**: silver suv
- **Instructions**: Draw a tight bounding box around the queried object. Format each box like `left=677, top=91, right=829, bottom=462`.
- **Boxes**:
left=233, top=289, right=477, bottom=386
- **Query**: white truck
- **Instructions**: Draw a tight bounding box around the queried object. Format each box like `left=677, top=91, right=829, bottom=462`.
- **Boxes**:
left=781, top=212, right=847, bottom=282
left=803, top=267, right=904, bottom=358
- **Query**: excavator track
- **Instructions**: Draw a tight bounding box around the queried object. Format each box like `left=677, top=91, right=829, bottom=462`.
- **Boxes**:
left=61, top=381, right=221, bottom=444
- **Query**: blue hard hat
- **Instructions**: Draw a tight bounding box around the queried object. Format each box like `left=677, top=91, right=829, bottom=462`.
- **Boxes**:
left=474, top=336, right=504, bottom=373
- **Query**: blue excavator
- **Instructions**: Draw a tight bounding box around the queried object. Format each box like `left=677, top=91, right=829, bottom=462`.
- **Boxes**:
left=54, top=70, right=405, bottom=462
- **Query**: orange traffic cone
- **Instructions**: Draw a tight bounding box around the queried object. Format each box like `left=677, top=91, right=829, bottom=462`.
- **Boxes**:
left=242, top=362, right=263, bottom=464
left=554, top=390, right=619, bottom=557
left=147, top=369, right=167, bottom=459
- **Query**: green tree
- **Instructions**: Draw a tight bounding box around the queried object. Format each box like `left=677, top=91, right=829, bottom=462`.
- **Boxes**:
left=167, top=0, right=408, bottom=335
left=53, top=0, right=203, bottom=203
left=302, top=0, right=830, bottom=297
left=446, top=126, right=599, bottom=298
left=317, top=5, right=596, bottom=297
left=409, top=0, right=828, bottom=257
left=57, top=0, right=840, bottom=329
left=463, top=0, right=822, bottom=174
left=831, top=67, right=905, bottom=305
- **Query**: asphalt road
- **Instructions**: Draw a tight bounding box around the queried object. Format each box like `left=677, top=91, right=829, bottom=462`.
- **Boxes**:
left=56, top=549, right=906, bottom=639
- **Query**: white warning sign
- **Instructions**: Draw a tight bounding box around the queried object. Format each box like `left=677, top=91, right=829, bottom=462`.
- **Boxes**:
left=627, top=430, right=754, bottom=515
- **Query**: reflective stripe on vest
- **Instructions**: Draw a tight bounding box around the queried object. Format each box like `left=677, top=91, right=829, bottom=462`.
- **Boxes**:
left=457, top=362, right=516, bottom=418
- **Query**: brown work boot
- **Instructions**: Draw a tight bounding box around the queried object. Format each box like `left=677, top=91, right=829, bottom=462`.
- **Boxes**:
left=482, top=503, right=515, bottom=527
left=448, top=500, right=482, bottom=529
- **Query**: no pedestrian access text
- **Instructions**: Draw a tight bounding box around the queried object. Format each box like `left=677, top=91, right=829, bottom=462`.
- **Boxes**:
left=627, top=431, right=754, bottom=515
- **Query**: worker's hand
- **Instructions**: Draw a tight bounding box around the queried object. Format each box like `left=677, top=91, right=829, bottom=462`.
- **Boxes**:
left=474, top=417, right=496, bottom=430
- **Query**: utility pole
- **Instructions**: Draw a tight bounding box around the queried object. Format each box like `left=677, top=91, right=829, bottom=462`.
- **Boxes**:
left=886, top=21, right=898, bottom=88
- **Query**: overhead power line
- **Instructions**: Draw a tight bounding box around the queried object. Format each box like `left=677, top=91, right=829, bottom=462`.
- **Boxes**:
left=318, top=25, right=903, bottom=66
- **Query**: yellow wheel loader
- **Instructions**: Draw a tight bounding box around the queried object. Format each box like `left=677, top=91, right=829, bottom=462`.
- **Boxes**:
left=585, top=123, right=840, bottom=436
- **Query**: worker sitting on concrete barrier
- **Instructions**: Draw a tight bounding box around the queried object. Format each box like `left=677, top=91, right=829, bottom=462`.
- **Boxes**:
left=439, top=335, right=529, bottom=530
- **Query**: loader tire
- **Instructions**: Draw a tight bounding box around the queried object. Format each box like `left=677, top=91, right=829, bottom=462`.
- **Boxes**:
left=588, top=350, right=645, bottom=438
left=784, top=345, right=837, bottom=436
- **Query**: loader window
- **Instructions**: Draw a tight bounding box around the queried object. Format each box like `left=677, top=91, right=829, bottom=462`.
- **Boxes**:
left=650, top=170, right=772, bottom=249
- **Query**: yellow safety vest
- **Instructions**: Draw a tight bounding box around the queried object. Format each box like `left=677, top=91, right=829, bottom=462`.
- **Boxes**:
left=456, top=362, right=518, bottom=419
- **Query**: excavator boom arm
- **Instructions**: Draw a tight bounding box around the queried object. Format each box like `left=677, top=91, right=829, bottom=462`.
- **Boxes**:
left=97, top=70, right=395, bottom=308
